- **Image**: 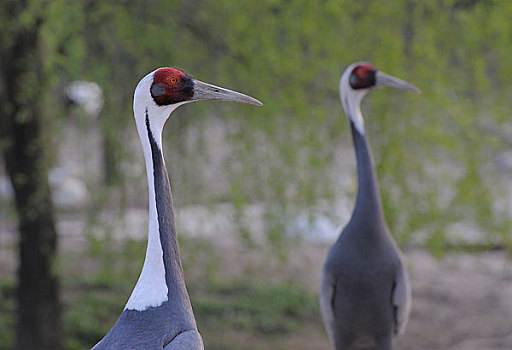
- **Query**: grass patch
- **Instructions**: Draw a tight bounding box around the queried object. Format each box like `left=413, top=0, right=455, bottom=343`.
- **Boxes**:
left=61, top=240, right=144, bottom=349
left=194, top=280, right=318, bottom=334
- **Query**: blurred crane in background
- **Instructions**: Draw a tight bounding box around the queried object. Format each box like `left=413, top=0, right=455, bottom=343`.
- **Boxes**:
left=92, top=68, right=261, bottom=349
left=320, top=63, right=420, bottom=350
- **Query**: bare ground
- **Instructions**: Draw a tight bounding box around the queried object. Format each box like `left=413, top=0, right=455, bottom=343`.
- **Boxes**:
left=198, top=238, right=512, bottom=350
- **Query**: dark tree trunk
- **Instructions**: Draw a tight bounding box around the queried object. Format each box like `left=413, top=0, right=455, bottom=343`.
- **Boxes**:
left=0, top=2, right=62, bottom=350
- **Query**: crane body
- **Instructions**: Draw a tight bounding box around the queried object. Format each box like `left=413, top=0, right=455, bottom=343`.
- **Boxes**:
left=320, top=63, right=419, bottom=350
left=93, top=68, right=261, bottom=349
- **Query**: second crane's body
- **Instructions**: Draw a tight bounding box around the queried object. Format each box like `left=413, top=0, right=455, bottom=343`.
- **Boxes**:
left=320, top=63, right=419, bottom=350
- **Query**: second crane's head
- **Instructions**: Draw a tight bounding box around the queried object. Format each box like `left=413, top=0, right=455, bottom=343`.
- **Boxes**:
left=339, top=62, right=420, bottom=134
left=133, top=67, right=262, bottom=144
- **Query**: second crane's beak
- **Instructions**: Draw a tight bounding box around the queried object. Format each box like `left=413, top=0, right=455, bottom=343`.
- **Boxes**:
left=375, top=71, right=421, bottom=94
left=192, top=80, right=263, bottom=106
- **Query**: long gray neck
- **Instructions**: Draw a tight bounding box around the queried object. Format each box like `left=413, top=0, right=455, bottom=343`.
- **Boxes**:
left=349, top=121, right=386, bottom=227
left=145, top=115, right=195, bottom=320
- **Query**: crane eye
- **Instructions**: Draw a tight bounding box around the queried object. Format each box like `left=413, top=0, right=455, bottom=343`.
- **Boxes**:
left=170, top=77, right=177, bottom=84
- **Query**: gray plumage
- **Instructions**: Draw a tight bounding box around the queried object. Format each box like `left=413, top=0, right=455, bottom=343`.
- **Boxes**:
left=320, top=63, right=419, bottom=350
left=92, top=303, right=202, bottom=349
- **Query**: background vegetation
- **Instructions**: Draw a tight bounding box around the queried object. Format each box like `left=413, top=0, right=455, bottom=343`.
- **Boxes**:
left=1, top=0, right=512, bottom=348
left=70, top=0, right=512, bottom=250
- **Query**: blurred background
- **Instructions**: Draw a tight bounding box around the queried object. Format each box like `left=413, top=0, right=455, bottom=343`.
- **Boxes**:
left=1, top=0, right=512, bottom=349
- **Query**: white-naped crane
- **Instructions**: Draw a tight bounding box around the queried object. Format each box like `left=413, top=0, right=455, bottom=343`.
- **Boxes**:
left=92, top=67, right=262, bottom=349
left=320, top=62, right=420, bottom=350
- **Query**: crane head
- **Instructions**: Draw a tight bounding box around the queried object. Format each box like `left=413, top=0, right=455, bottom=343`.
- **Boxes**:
left=348, top=63, right=378, bottom=90
left=147, top=67, right=262, bottom=107
left=150, top=68, right=195, bottom=106
left=342, top=62, right=420, bottom=95
left=339, top=62, right=420, bottom=134
left=133, top=67, right=262, bottom=143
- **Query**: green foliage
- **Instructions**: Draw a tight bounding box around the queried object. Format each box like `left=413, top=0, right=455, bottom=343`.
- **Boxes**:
left=3, top=2, right=512, bottom=349
left=171, top=0, right=512, bottom=250
left=0, top=281, right=15, bottom=350
left=17, top=0, right=504, bottom=253
left=194, top=281, right=318, bottom=334
left=4, top=0, right=512, bottom=253
left=64, top=291, right=122, bottom=350
left=59, top=239, right=146, bottom=349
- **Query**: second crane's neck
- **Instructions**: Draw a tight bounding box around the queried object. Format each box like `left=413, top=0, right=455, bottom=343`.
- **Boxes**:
left=125, top=110, right=192, bottom=314
left=348, top=113, right=386, bottom=226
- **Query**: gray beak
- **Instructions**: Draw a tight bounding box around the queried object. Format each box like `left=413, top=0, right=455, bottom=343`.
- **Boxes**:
left=375, top=71, right=421, bottom=94
left=192, top=80, right=263, bottom=106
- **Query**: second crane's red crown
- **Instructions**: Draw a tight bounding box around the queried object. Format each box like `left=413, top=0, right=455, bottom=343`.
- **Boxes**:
left=349, top=63, right=377, bottom=90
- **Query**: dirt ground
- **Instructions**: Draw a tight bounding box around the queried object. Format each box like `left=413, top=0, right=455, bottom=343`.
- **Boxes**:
left=208, top=239, right=512, bottom=350
left=397, top=250, right=512, bottom=350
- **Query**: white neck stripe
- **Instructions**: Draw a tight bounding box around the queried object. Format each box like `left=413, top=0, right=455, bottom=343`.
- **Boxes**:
left=125, top=112, right=168, bottom=311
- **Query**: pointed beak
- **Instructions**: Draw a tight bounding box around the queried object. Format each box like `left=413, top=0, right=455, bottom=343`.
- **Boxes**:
left=375, top=71, right=421, bottom=94
left=192, top=79, right=263, bottom=106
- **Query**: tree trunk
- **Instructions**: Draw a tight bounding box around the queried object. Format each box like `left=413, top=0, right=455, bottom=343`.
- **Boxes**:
left=0, top=3, right=62, bottom=349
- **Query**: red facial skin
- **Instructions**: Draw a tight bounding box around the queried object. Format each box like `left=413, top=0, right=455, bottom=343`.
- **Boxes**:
left=350, top=64, right=377, bottom=90
left=151, top=68, right=194, bottom=106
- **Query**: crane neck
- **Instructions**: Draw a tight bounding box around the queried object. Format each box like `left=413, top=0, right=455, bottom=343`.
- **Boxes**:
left=349, top=119, right=387, bottom=228
left=124, top=109, right=194, bottom=320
